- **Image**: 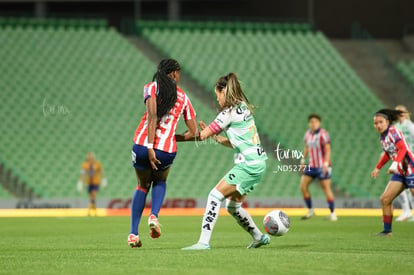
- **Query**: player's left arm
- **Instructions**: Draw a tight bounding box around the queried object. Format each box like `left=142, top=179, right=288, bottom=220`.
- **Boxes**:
left=388, top=140, right=407, bottom=174
left=175, top=119, right=199, bottom=142
left=198, top=120, right=232, bottom=148
left=99, top=163, right=107, bottom=187
left=321, top=131, right=331, bottom=174
left=199, top=121, right=215, bottom=140
left=175, top=95, right=199, bottom=142
left=323, top=143, right=331, bottom=174
left=407, top=122, right=414, bottom=138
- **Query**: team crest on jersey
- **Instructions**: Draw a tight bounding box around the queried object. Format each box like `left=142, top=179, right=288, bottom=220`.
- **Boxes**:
left=382, top=140, right=397, bottom=157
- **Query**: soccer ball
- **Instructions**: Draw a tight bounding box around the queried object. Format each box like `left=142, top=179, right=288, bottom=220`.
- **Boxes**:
left=263, top=210, right=290, bottom=236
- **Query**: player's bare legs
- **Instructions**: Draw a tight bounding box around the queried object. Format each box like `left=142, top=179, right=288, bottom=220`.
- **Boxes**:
left=300, top=175, right=314, bottom=219
left=320, top=179, right=337, bottom=220
left=320, top=179, right=334, bottom=201
left=378, top=181, right=405, bottom=236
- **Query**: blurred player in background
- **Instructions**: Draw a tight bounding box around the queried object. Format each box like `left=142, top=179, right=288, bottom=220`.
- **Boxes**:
left=128, top=59, right=198, bottom=248
left=77, top=152, right=107, bottom=216
left=182, top=73, right=269, bottom=250
left=394, top=105, right=414, bottom=221
left=371, top=109, right=414, bottom=236
left=300, top=114, right=337, bottom=221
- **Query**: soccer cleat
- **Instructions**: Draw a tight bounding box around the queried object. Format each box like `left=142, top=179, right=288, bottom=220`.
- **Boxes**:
left=395, top=212, right=412, bottom=222
left=128, top=234, right=142, bottom=248
left=181, top=243, right=211, bottom=250
left=301, top=208, right=314, bottom=220
left=148, top=214, right=161, bottom=239
left=375, top=231, right=392, bottom=237
left=408, top=216, right=414, bottom=222
left=328, top=212, right=338, bottom=221
left=247, top=234, right=270, bottom=249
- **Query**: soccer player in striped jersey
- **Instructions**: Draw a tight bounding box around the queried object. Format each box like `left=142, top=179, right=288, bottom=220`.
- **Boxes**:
left=394, top=105, right=414, bottom=221
left=371, top=109, right=414, bottom=236
left=300, top=114, right=337, bottom=221
left=182, top=73, right=269, bottom=250
left=128, top=59, right=199, bottom=248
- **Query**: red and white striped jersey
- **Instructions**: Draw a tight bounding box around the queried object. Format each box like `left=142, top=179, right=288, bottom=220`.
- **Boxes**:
left=380, top=125, right=414, bottom=175
left=304, top=128, right=330, bottom=168
left=133, top=82, right=196, bottom=153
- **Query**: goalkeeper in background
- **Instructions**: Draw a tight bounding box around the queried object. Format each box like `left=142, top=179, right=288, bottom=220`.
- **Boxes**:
left=77, top=152, right=107, bottom=216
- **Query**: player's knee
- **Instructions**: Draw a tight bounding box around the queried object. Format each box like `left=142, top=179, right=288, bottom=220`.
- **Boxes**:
left=300, top=183, right=308, bottom=192
left=138, top=182, right=151, bottom=190
left=380, top=194, right=392, bottom=206
left=225, top=200, right=238, bottom=215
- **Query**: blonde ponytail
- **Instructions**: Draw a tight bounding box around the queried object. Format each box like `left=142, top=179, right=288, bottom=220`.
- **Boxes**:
left=216, top=73, right=254, bottom=112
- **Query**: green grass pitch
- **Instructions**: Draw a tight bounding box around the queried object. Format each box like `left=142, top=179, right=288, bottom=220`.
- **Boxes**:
left=1, top=216, right=413, bottom=274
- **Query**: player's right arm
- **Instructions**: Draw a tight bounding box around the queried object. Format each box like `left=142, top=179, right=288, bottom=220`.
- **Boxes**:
left=300, top=145, right=308, bottom=166
left=372, top=152, right=390, bottom=179
left=77, top=165, right=86, bottom=192
left=214, top=135, right=232, bottom=148
left=199, top=108, right=232, bottom=142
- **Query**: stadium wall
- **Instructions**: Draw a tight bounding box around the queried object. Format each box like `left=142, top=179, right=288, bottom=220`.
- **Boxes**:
left=0, top=0, right=413, bottom=38
left=0, top=197, right=384, bottom=209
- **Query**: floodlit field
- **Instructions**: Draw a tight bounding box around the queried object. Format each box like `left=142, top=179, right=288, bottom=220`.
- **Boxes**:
left=1, top=216, right=413, bottom=274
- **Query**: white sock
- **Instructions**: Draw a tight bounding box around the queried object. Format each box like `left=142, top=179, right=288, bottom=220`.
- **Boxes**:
left=226, top=199, right=262, bottom=241
left=198, top=188, right=224, bottom=245
left=399, top=191, right=410, bottom=214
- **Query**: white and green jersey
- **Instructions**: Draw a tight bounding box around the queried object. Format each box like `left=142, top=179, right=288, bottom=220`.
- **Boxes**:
left=208, top=102, right=267, bottom=165
left=395, top=119, right=414, bottom=150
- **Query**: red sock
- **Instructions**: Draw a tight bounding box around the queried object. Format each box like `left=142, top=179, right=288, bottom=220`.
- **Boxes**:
left=382, top=215, right=393, bottom=232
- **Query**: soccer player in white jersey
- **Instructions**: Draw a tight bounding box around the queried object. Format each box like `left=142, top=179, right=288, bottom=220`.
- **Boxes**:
left=394, top=105, right=414, bottom=221
left=371, top=109, right=414, bottom=236
left=128, top=59, right=199, bottom=248
left=182, top=73, right=269, bottom=250
left=300, top=114, right=337, bottom=221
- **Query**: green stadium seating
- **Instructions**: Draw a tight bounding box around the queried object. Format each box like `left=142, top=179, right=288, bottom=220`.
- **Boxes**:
left=0, top=19, right=239, bottom=199
left=397, top=60, right=414, bottom=87
left=136, top=20, right=312, bottom=35
left=140, top=21, right=385, bottom=198
left=0, top=18, right=388, bottom=200
left=0, top=23, right=148, bottom=198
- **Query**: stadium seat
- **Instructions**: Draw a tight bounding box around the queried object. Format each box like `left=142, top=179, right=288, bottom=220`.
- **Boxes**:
left=397, top=60, right=414, bottom=87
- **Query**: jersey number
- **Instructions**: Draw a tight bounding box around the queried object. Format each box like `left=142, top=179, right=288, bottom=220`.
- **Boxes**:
left=249, top=125, right=264, bottom=156
left=157, top=116, right=171, bottom=137
left=249, top=125, right=260, bottom=145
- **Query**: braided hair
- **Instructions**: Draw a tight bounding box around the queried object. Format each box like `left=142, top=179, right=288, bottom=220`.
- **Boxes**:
left=152, top=59, right=181, bottom=119
left=374, top=108, right=404, bottom=123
